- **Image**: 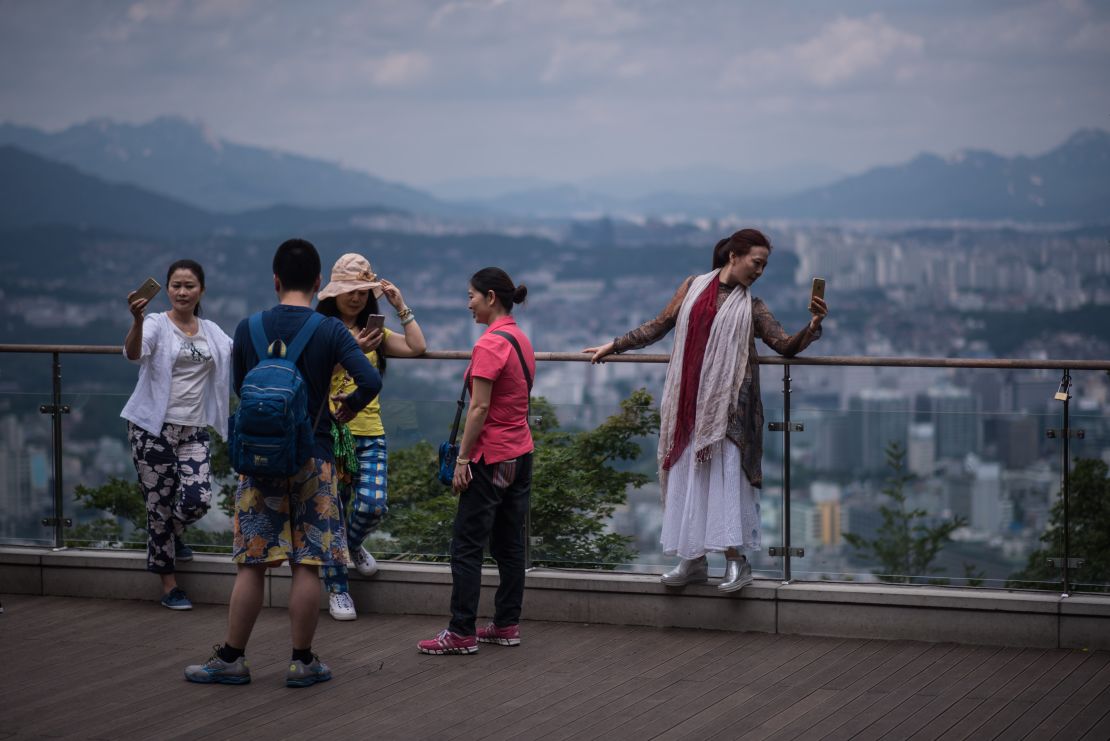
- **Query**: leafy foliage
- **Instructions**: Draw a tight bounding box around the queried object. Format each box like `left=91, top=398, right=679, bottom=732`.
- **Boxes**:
left=842, top=441, right=966, bottom=583
left=68, top=431, right=236, bottom=550
left=1008, top=457, right=1110, bottom=592
left=383, top=390, right=660, bottom=568
left=384, top=441, right=459, bottom=560
left=529, top=390, right=659, bottom=567
left=73, top=476, right=146, bottom=533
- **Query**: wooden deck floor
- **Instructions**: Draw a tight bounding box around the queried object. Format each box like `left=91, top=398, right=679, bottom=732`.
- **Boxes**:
left=1, top=594, right=1108, bottom=740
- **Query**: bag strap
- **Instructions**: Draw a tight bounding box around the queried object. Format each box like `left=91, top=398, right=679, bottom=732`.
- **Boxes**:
left=246, top=311, right=325, bottom=365
left=247, top=312, right=270, bottom=361
left=491, top=330, right=533, bottom=391
left=447, top=372, right=469, bottom=446
left=283, top=313, right=325, bottom=364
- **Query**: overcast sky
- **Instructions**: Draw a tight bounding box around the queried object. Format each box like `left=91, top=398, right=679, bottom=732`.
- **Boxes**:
left=1, top=0, right=1107, bottom=187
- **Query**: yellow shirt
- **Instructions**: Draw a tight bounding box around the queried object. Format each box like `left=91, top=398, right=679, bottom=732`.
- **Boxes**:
left=329, top=327, right=390, bottom=437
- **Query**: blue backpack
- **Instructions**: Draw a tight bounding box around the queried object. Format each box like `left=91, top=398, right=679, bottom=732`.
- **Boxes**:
left=228, top=311, right=325, bottom=478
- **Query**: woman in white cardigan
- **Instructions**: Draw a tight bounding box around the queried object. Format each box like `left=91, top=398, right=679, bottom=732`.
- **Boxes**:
left=120, top=259, right=233, bottom=610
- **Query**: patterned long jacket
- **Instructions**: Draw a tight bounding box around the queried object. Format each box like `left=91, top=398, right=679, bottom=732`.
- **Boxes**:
left=612, top=276, right=822, bottom=488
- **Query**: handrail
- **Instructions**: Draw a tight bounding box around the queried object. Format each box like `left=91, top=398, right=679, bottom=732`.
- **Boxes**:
left=2, top=343, right=1108, bottom=370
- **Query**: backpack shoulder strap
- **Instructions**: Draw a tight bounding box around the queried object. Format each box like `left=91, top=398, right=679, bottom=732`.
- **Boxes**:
left=283, top=313, right=325, bottom=365
left=492, top=329, right=533, bottom=391
left=247, top=312, right=270, bottom=361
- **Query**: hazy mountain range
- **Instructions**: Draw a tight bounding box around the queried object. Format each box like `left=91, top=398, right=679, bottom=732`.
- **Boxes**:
left=0, top=117, right=455, bottom=216
left=0, top=116, right=1107, bottom=225
left=0, top=146, right=396, bottom=240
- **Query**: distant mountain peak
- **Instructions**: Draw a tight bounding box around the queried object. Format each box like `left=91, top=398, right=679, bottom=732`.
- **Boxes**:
left=1060, top=127, right=1109, bottom=148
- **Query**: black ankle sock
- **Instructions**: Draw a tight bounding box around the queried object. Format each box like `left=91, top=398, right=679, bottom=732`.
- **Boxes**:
left=291, top=647, right=313, bottom=664
left=218, top=644, right=244, bottom=663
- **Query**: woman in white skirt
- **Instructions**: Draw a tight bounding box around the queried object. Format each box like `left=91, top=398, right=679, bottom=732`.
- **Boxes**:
left=585, top=229, right=827, bottom=591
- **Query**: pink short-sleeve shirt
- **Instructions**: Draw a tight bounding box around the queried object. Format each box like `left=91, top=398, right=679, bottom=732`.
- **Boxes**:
left=466, top=316, right=535, bottom=464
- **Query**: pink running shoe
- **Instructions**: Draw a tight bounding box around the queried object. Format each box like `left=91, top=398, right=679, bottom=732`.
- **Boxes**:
left=477, top=622, right=521, bottom=646
left=417, top=629, right=478, bottom=655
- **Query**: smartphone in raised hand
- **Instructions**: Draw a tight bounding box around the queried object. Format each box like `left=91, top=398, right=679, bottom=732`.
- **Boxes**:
left=365, top=314, right=385, bottom=332
left=810, top=277, right=826, bottom=311
left=130, top=277, right=161, bottom=304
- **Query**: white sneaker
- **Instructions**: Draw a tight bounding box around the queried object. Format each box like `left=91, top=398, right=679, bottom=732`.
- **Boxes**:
left=328, top=592, right=357, bottom=621
left=352, top=546, right=378, bottom=578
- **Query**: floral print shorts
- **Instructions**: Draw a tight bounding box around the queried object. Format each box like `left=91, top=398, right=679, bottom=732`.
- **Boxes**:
left=232, top=457, right=352, bottom=568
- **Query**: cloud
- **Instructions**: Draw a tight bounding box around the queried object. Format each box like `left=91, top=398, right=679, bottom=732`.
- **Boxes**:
left=723, top=14, right=923, bottom=91
left=363, top=51, right=432, bottom=87
left=541, top=40, right=643, bottom=84
left=795, top=15, right=924, bottom=87
left=1066, top=21, right=1110, bottom=52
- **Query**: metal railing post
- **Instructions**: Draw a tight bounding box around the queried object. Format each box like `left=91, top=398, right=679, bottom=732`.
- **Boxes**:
left=39, top=352, right=71, bottom=549
left=1046, top=368, right=1085, bottom=596
left=1062, top=370, right=1071, bottom=596
left=782, top=363, right=793, bottom=583
left=768, top=363, right=803, bottom=581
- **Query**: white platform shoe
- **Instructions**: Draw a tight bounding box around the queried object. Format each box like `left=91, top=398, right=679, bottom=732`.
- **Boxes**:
left=718, top=555, right=753, bottom=592
left=660, top=555, right=709, bottom=586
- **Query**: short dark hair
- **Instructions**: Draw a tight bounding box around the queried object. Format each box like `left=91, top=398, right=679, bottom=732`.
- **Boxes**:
left=470, top=267, right=527, bottom=313
left=711, top=228, right=773, bottom=269
left=166, top=259, right=205, bottom=316
left=273, top=238, right=321, bottom=293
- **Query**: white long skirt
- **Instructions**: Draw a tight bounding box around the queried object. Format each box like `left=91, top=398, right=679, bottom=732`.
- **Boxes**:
left=660, top=440, right=761, bottom=559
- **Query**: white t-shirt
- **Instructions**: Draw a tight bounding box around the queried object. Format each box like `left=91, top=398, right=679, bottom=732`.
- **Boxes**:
left=164, top=322, right=213, bottom=427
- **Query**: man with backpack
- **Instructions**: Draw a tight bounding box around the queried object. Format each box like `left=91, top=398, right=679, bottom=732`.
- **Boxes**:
left=185, top=238, right=382, bottom=688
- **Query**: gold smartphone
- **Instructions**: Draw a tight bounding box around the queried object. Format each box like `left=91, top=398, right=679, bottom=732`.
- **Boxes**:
left=810, top=277, right=826, bottom=309
left=130, top=277, right=161, bottom=303
left=365, top=314, right=386, bottom=332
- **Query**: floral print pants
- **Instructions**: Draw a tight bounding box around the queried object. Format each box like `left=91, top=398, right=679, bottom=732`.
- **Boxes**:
left=128, top=422, right=212, bottom=574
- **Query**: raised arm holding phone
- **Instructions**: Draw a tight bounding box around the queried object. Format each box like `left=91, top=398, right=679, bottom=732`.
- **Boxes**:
left=584, top=228, right=828, bottom=592
left=120, top=260, right=233, bottom=611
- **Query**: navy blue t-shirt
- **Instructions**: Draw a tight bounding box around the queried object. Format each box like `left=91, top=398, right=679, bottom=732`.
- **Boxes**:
left=232, top=304, right=382, bottom=461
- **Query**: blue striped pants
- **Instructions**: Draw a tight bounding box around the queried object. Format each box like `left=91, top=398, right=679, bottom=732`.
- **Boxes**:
left=323, top=435, right=388, bottom=594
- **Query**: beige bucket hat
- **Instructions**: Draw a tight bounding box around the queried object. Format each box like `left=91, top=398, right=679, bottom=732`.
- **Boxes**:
left=317, top=253, right=384, bottom=301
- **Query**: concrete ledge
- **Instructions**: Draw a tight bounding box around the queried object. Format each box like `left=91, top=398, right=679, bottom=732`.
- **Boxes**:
left=3, top=546, right=1109, bottom=650
left=774, top=582, right=1065, bottom=648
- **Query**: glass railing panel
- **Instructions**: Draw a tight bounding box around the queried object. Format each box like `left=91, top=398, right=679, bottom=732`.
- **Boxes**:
left=0, top=350, right=77, bottom=546
left=3, top=347, right=1107, bottom=596
left=783, top=363, right=1110, bottom=590
left=0, top=380, right=56, bottom=546
left=522, top=397, right=661, bottom=572
left=1050, top=370, right=1108, bottom=594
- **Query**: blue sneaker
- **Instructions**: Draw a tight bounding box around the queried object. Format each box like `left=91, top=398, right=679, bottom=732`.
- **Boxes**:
left=286, top=656, right=332, bottom=687
left=161, top=587, right=193, bottom=610
left=175, top=538, right=194, bottom=562
left=184, top=646, right=251, bottom=685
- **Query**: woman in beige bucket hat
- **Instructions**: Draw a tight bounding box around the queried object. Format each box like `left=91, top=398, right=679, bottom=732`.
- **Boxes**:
left=315, top=253, right=426, bottom=620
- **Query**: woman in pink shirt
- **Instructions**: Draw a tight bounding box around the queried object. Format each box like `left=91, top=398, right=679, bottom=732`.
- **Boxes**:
left=418, top=267, right=535, bottom=656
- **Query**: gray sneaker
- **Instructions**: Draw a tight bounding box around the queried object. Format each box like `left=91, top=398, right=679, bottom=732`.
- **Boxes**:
left=286, top=656, right=332, bottom=688
left=184, top=646, right=251, bottom=685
